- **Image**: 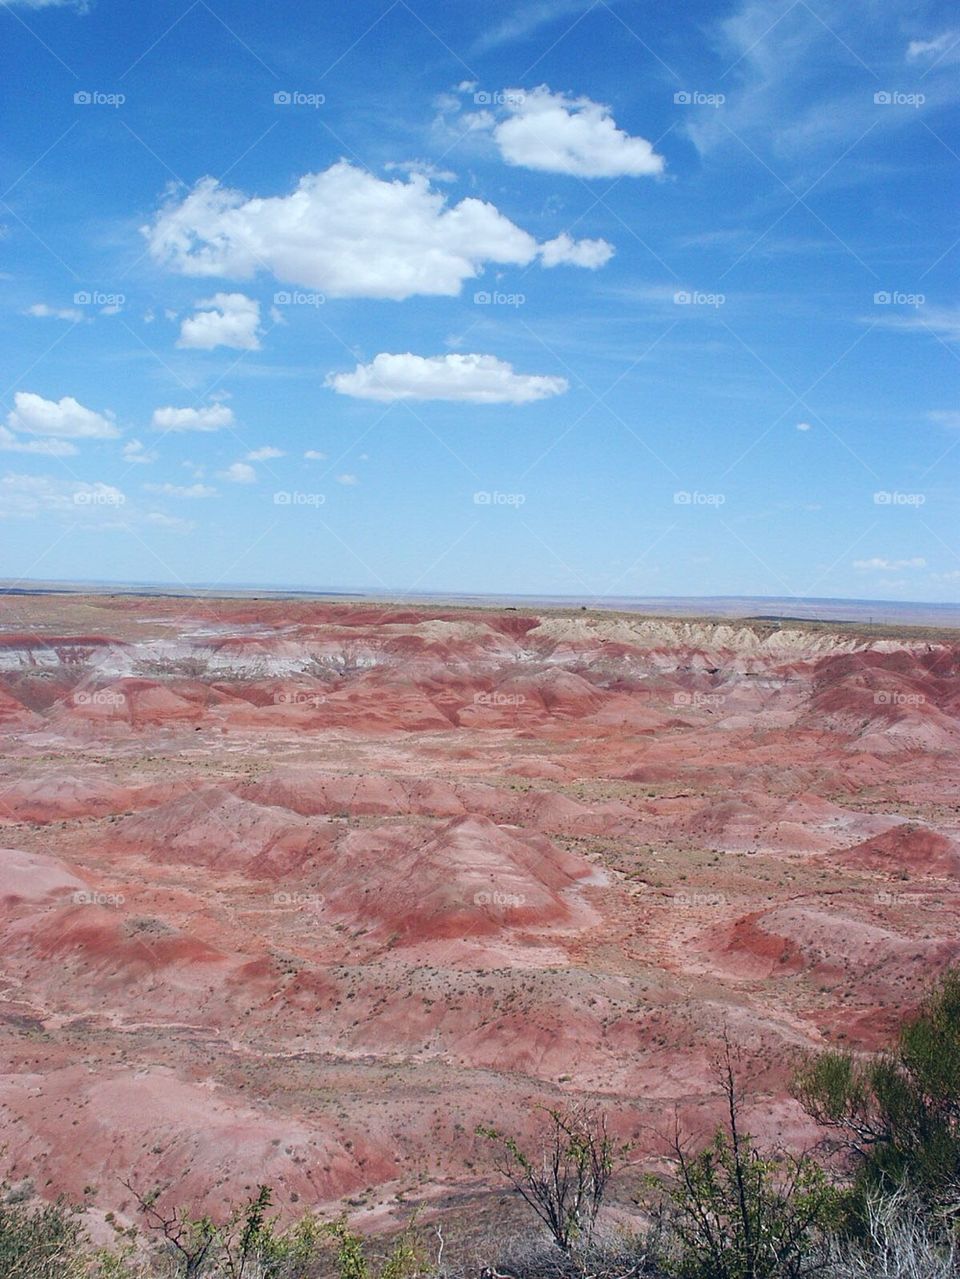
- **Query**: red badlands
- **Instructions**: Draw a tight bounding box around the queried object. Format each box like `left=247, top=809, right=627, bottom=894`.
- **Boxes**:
left=0, top=595, right=958, bottom=1231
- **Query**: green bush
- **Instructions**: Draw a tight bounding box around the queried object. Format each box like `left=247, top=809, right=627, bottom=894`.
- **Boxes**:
left=0, top=1190, right=90, bottom=1279
left=793, top=966, right=960, bottom=1218
left=647, top=1042, right=842, bottom=1279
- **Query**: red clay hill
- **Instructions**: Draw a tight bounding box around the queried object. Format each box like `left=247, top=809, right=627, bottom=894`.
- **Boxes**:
left=0, top=594, right=958, bottom=1231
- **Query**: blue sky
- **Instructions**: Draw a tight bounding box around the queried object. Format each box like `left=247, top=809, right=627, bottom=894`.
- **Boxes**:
left=1, top=0, right=958, bottom=602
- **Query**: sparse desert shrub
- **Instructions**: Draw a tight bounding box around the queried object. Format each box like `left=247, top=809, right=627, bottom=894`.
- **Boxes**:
left=488, top=1223, right=665, bottom=1279
left=821, top=1186, right=957, bottom=1278
left=121, top=1180, right=335, bottom=1278
left=647, top=1040, right=842, bottom=1279
left=323, top=1219, right=426, bottom=1279
left=793, top=966, right=960, bottom=1221
left=477, top=1106, right=620, bottom=1252
left=0, top=1186, right=90, bottom=1279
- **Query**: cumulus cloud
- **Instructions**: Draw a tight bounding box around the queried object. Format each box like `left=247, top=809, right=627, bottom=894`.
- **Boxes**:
left=177, top=292, right=262, bottom=351
left=151, top=404, right=235, bottom=432
left=0, top=474, right=125, bottom=522
left=304, top=449, right=327, bottom=460
left=487, top=85, right=665, bottom=178
left=853, top=557, right=926, bottom=571
left=144, top=482, right=217, bottom=498
left=540, top=232, right=614, bottom=268
left=327, top=352, right=568, bottom=404
left=246, top=445, right=284, bottom=460
left=0, top=426, right=77, bottom=456
left=144, top=511, right=194, bottom=532
left=928, top=410, right=960, bottom=429
left=336, top=473, right=358, bottom=485
left=219, top=461, right=256, bottom=483
left=24, top=303, right=83, bottom=322
left=143, top=161, right=611, bottom=300
left=122, top=439, right=158, bottom=464
left=384, top=159, right=457, bottom=182
left=5, top=391, right=118, bottom=439
left=907, top=32, right=959, bottom=62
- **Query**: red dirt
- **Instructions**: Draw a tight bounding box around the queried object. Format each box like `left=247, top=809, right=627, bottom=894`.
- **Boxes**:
left=0, top=595, right=958, bottom=1232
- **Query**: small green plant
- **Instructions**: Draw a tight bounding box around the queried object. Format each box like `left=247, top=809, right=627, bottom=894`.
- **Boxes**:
left=793, top=965, right=960, bottom=1219
left=322, top=1218, right=424, bottom=1279
left=650, top=1039, right=842, bottom=1279
left=0, top=1188, right=90, bottom=1279
left=478, top=1105, right=619, bottom=1251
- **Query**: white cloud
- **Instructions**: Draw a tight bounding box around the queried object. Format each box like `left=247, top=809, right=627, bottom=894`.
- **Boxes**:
left=327, top=352, right=568, bottom=404
left=24, top=303, right=83, bottom=322
left=540, top=232, right=614, bottom=269
left=928, top=410, right=960, bottom=429
left=0, top=425, right=77, bottom=456
left=0, top=0, right=89, bottom=8
left=5, top=391, right=118, bottom=439
left=144, top=482, right=217, bottom=498
left=246, top=445, right=284, bottom=460
left=907, top=32, right=959, bottom=63
left=796, top=421, right=812, bottom=431
left=384, top=159, right=457, bottom=182
left=143, top=160, right=611, bottom=300
left=0, top=474, right=125, bottom=522
left=487, top=85, right=665, bottom=178
left=304, top=449, right=327, bottom=460
left=470, top=1, right=594, bottom=53
left=144, top=511, right=194, bottom=533
left=874, top=306, right=960, bottom=342
left=177, top=292, right=262, bottom=351
left=219, top=461, right=256, bottom=484
left=336, top=473, right=358, bottom=485
left=122, top=438, right=158, bottom=464
left=151, top=404, right=235, bottom=432
left=853, top=557, right=926, bottom=571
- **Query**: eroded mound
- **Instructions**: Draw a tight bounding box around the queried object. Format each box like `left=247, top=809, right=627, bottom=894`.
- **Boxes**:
left=0, top=594, right=958, bottom=1227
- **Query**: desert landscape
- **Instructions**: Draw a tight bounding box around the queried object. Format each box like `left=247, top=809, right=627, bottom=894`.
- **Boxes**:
left=1, top=592, right=958, bottom=1248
